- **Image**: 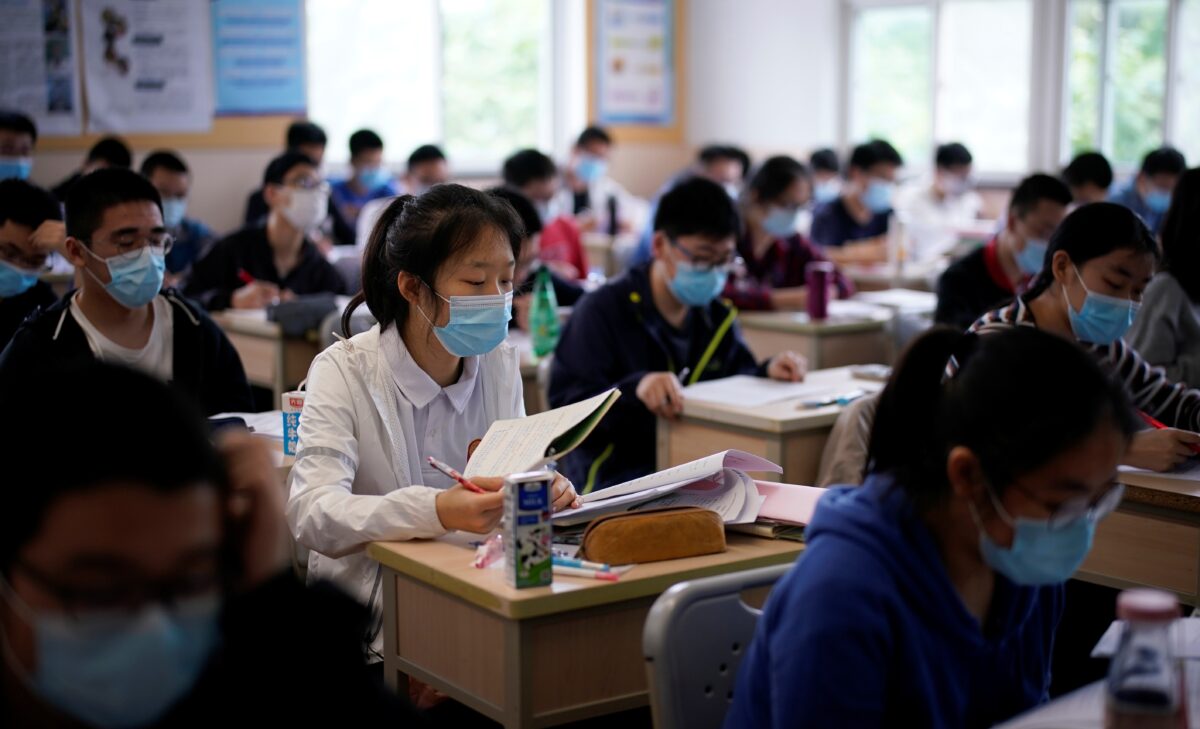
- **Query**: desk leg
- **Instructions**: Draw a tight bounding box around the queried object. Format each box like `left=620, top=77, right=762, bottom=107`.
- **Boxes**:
left=381, top=566, right=409, bottom=696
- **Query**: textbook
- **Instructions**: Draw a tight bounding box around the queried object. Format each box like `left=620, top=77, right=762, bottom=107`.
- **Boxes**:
left=463, top=389, right=621, bottom=478
left=552, top=450, right=782, bottom=527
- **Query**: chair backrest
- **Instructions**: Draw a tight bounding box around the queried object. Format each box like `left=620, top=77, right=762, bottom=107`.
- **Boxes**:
left=642, top=562, right=792, bottom=729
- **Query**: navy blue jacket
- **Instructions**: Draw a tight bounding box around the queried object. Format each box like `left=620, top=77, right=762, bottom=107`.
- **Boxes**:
left=0, top=290, right=253, bottom=416
left=548, top=263, right=765, bottom=492
left=724, top=474, right=1063, bottom=729
left=810, top=197, right=890, bottom=248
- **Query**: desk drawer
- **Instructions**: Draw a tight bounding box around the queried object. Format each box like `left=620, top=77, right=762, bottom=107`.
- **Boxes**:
left=1079, top=510, right=1200, bottom=600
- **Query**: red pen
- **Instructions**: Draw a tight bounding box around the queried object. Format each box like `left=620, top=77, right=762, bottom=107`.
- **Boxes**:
left=1139, top=411, right=1200, bottom=454
left=237, top=268, right=255, bottom=285
left=427, top=456, right=487, bottom=494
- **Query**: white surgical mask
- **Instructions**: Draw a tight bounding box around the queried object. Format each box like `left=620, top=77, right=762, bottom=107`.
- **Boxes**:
left=282, top=188, right=328, bottom=232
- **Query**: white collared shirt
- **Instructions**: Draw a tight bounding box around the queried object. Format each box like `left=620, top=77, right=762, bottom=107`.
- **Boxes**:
left=382, top=326, right=491, bottom=489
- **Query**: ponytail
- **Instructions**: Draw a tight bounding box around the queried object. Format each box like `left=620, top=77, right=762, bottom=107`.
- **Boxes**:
left=867, top=326, right=1138, bottom=510
left=341, top=195, right=412, bottom=337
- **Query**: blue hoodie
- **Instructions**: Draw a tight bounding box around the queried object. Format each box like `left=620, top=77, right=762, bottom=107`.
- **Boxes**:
left=723, top=474, right=1064, bottom=729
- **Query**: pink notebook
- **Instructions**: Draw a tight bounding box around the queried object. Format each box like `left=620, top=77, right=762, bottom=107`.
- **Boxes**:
left=753, top=481, right=827, bottom=526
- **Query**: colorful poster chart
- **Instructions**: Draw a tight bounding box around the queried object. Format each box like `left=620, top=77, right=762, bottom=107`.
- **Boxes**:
left=80, top=0, right=214, bottom=133
left=211, top=0, right=305, bottom=116
left=0, top=0, right=84, bottom=136
left=594, top=0, right=674, bottom=126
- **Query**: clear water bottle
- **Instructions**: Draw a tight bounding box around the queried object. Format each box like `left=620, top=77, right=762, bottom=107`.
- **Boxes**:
left=1106, top=589, right=1185, bottom=729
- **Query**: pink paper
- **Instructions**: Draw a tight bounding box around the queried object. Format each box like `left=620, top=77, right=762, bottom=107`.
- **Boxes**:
left=753, top=481, right=827, bottom=525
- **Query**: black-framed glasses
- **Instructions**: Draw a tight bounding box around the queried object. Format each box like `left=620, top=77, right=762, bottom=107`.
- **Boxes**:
left=0, top=245, right=52, bottom=273
left=11, top=558, right=220, bottom=615
left=669, top=238, right=738, bottom=273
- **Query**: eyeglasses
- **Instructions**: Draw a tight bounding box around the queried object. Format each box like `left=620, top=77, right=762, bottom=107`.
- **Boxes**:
left=669, top=238, right=738, bottom=273
left=0, top=245, right=51, bottom=272
left=284, top=178, right=330, bottom=193
left=84, top=232, right=175, bottom=256
left=1006, top=481, right=1125, bottom=529
left=11, top=558, right=221, bottom=616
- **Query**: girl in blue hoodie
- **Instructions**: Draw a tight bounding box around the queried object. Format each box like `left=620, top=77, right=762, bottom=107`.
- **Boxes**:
left=725, top=326, right=1138, bottom=729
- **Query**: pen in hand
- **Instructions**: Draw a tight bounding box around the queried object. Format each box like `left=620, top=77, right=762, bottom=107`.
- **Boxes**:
left=427, top=456, right=488, bottom=494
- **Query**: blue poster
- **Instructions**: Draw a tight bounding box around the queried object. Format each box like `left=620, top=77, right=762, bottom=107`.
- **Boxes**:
left=594, top=0, right=674, bottom=127
left=211, top=0, right=305, bottom=116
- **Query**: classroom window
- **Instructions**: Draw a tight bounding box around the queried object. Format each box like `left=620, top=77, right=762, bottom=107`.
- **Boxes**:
left=1171, top=0, right=1200, bottom=163
left=1064, top=0, right=1170, bottom=167
left=307, top=0, right=554, bottom=171
left=848, top=1, right=1033, bottom=175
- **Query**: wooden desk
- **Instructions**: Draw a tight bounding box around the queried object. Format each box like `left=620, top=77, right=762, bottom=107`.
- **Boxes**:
left=842, top=260, right=946, bottom=293
left=1078, top=468, right=1200, bottom=606
left=657, top=367, right=885, bottom=485
left=738, top=301, right=894, bottom=367
left=212, top=311, right=322, bottom=402
left=367, top=534, right=802, bottom=728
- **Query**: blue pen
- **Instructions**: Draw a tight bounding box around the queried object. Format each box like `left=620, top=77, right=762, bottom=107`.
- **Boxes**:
left=552, top=555, right=611, bottom=572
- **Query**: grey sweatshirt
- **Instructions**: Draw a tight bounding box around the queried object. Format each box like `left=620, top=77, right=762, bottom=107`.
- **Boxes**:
left=1128, top=272, right=1200, bottom=387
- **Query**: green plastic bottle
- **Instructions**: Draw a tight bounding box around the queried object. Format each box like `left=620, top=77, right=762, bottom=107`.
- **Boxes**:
left=530, top=267, right=560, bottom=357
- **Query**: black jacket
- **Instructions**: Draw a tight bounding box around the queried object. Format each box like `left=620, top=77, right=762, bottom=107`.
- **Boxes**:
left=549, top=263, right=766, bottom=492
left=0, top=280, right=57, bottom=350
left=0, top=291, right=253, bottom=415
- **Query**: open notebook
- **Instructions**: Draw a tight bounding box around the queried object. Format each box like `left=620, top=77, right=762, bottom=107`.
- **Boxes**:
left=462, top=389, right=620, bottom=478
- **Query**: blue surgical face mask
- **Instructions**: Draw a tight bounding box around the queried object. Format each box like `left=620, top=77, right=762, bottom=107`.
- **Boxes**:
left=1064, top=265, right=1139, bottom=345
left=418, top=288, right=513, bottom=357
left=762, top=206, right=800, bottom=238
left=82, top=244, right=166, bottom=309
left=969, top=484, right=1107, bottom=586
left=161, top=197, right=187, bottom=229
left=1145, top=188, right=1172, bottom=214
left=0, top=579, right=221, bottom=729
left=813, top=179, right=841, bottom=205
left=0, top=259, right=40, bottom=297
left=0, top=156, right=33, bottom=181
left=1015, top=237, right=1048, bottom=277
left=670, top=260, right=729, bottom=307
left=356, top=166, right=392, bottom=191
left=575, top=155, right=607, bottom=184
left=862, top=180, right=894, bottom=213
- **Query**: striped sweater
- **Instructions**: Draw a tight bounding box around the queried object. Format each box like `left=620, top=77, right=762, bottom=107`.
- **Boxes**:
left=968, top=298, right=1200, bottom=431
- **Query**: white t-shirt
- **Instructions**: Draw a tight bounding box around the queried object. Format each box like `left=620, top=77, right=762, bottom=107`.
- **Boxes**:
left=70, top=293, right=174, bottom=381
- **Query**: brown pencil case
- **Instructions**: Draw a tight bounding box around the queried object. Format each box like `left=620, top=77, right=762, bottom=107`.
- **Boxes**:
left=578, top=506, right=726, bottom=565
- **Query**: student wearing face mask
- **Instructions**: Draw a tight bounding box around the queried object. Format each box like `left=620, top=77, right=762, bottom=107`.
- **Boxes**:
left=1109, top=146, right=1186, bottom=235
left=0, top=180, right=61, bottom=349
left=724, top=326, right=1137, bottom=729
left=0, top=360, right=426, bottom=728
left=0, top=169, right=252, bottom=416
left=725, top=155, right=853, bottom=311
left=809, top=148, right=842, bottom=206
left=140, top=150, right=215, bottom=287
left=0, top=110, right=37, bottom=182
left=811, top=139, right=903, bottom=250
left=549, top=178, right=807, bottom=492
left=331, top=129, right=399, bottom=230
left=501, top=148, right=591, bottom=281
left=969, top=202, right=1200, bottom=472
left=895, top=142, right=982, bottom=232
left=185, top=152, right=347, bottom=311
left=288, top=185, right=581, bottom=663
left=1062, top=151, right=1114, bottom=206
left=354, top=145, right=451, bottom=249
left=552, top=125, right=646, bottom=236
left=935, top=174, right=1072, bottom=330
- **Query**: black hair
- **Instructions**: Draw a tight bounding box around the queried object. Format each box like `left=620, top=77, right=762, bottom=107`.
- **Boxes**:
left=849, top=139, right=903, bottom=171
left=65, top=168, right=162, bottom=242
left=809, top=148, right=840, bottom=174
left=0, top=360, right=225, bottom=574
left=349, top=129, right=385, bottom=159
left=1009, top=173, right=1073, bottom=218
left=0, top=109, right=37, bottom=144
left=747, top=155, right=809, bottom=203
left=343, top=184, right=524, bottom=336
left=407, top=144, right=446, bottom=169
left=1141, top=146, right=1186, bottom=177
left=698, top=144, right=751, bottom=176
left=139, top=149, right=189, bottom=178
left=286, top=120, right=327, bottom=149
left=653, top=177, right=740, bottom=241
left=576, top=125, right=612, bottom=148
left=935, top=142, right=973, bottom=169
left=0, top=179, right=62, bottom=230
left=1062, top=151, right=1113, bottom=190
left=1024, top=202, right=1159, bottom=299
left=1160, top=167, right=1200, bottom=303
left=263, top=151, right=316, bottom=186
left=867, top=326, right=1137, bottom=510
left=86, top=136, right=132, bottom=168
left=488, top=186, right=542, bottom=237
left=502, top=149, right=557, bottom=187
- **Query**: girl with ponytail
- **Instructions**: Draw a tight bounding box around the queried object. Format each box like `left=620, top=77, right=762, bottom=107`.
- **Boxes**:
left=287, top=185, right=580, bottom=662
left=726, top=326, right=1137, bottom=728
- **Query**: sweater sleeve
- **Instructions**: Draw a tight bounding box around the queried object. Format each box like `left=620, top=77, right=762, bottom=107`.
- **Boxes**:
left=1104, top=339, right=1200, bottom=431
